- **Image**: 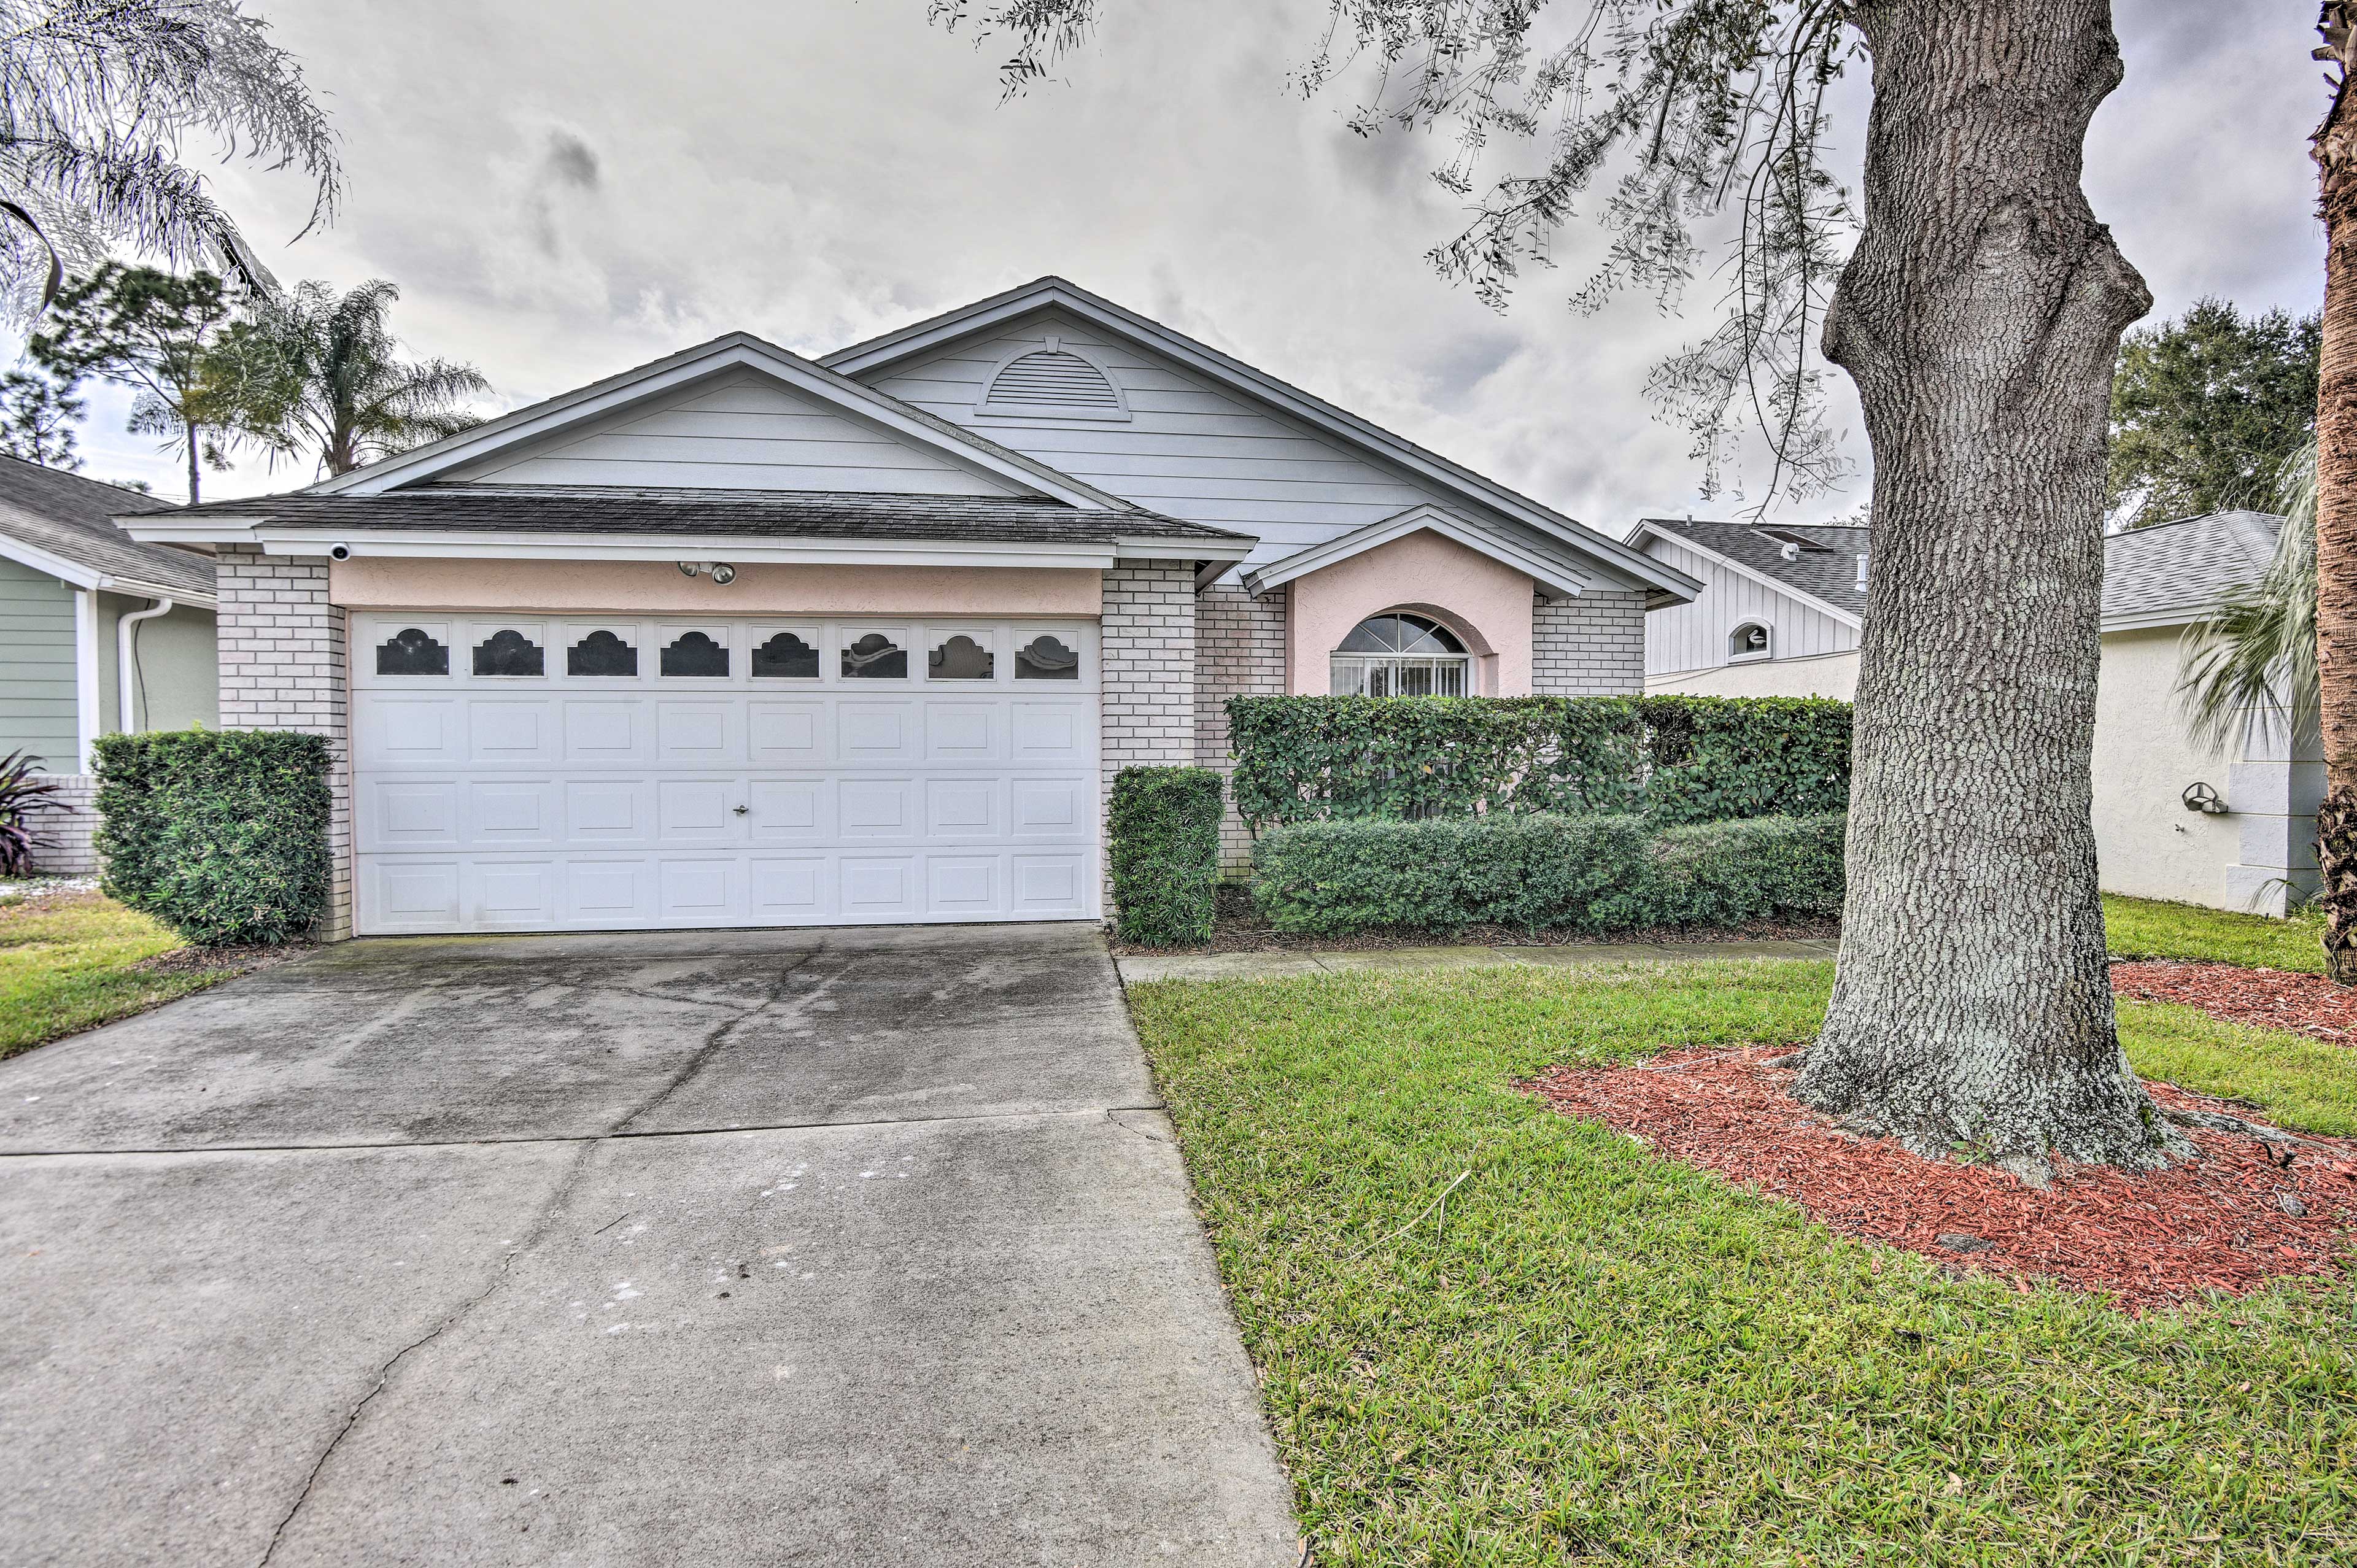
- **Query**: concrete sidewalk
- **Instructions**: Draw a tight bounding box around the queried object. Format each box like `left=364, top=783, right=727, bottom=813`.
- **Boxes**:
left=1115, top=937, right=1839, bottom=984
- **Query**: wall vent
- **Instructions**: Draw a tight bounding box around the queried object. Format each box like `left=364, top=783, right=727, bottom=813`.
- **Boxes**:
left=977, top=337, right=1130, bottom=420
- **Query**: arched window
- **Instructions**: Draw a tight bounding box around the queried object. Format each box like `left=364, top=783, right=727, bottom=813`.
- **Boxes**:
left=1330, top=613, right=1471, bottom=697
left=1728, top=622, right=1772, bottom=660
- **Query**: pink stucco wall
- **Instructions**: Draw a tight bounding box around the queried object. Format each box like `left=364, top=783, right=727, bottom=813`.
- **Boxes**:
left=1284, top=528, right=1536, bottom=695
left=328, top=557, right=1104, bottom=616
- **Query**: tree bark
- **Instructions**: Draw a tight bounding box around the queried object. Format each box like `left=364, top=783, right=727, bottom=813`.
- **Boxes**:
left=185, top=424, right=201, bottom=506
left=2314, top=5, right=2357, bottom=984
left=1800, top=0, right=2188, bottom=1183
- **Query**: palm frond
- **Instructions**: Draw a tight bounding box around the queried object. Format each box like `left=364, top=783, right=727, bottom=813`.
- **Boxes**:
left=2175, top=439, right=2318, bottom=755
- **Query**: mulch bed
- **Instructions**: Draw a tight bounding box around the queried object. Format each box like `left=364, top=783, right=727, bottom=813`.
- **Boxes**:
left=1528, top=1048, right=2357, bottom=1312
left=2113, top=959, right=2357, bottom=1044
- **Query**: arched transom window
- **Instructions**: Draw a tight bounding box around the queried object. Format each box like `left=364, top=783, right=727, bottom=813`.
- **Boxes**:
left=1331, top=613, right=1471, bottom=697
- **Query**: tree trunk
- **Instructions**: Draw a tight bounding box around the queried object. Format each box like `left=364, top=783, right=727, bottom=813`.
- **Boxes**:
left=2314, top=7, right=2357, bottom=984
left=1800, top=0, right=2188, bottom=1184
left=185, top=424, right=201, bottom=506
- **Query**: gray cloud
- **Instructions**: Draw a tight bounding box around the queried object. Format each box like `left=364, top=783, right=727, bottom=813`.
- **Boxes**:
left=61, top=0, right=2326, bottom=528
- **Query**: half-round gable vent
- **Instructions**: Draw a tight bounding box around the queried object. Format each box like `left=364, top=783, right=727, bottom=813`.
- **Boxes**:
left=980, top=341, right=1127, bottom=419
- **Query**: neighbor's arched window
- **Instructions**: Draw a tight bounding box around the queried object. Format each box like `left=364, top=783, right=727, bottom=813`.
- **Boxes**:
left=1331, top=613, right=1471, bottom=697
left=1728, top=621, right=1772, bottom=660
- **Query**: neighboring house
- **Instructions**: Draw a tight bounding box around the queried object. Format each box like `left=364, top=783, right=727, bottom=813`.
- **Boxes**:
left=1630, top=511, right=2318, bottom=915
left=124, top=276, right=1697, bottom=938
left=0, top=457, right=216, bottom=875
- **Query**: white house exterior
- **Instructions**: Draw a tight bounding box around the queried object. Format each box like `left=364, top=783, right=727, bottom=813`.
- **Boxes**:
left=1630, top=512, right=2318, bottom=915
left=126, top=277, right=1697, bottom=938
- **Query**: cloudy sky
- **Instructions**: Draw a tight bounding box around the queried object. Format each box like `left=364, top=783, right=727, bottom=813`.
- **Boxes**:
left=43, top=0, right=2329, bottom=533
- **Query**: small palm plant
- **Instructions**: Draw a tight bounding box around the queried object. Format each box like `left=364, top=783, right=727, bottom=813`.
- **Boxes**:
left=0, top=751, right=62, bottom=878
left=2176, top=439, right=2319, bottom=755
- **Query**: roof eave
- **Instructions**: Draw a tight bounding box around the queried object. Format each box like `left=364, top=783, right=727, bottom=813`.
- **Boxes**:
left=1627, top=520, right=1862, bottom=628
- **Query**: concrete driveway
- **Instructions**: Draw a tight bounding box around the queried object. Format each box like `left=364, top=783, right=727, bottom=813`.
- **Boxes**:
left=0, top=924, right=1298, bottom=1566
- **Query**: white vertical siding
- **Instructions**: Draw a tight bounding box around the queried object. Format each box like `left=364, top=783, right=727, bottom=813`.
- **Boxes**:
left=1637, top=536, right=1858, bottom=676
left=446, top=369, right=1020, bottom=496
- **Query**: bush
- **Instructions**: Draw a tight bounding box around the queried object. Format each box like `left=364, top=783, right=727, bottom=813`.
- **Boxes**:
left=1226, top=694, right=1850, bottom=831
left=1107, top=766, right=1225, bottom=946
left=93, top=729, right=332, bottom=946
left=1250, top=810, right=1846, bottom=936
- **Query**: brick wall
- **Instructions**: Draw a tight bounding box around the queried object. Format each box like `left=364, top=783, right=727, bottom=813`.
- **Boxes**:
left=214, top=547, right=353, bottom=940
left=1100, top=563, right=1198, bottom=910
left=22, top=773, right=99, bottom=876
left=1194, top=583, right=1287, bottom=875
left=1532, top=589, right=1646, bottom=695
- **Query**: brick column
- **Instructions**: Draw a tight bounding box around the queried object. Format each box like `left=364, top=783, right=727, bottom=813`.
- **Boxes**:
left=1194, top=582, right=1287, bottom=875
left=1531, top=589, right=1646, bottom=695
left=1100, top=562, right=1197, bottom=911
left=23, top=774, right=101, bottom=876
left=214, top=547, right=353, bottom=940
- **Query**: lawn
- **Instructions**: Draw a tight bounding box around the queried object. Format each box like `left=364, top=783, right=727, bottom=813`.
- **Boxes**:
left=1128, top=959, right=2357, bottom=1566
left=0, top=889, right=241, bottom=1060
left=2104, top=893, right=2326, bottom=973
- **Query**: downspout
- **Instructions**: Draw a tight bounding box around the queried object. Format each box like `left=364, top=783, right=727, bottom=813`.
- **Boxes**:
left=117, top=598, right=173, bottom=736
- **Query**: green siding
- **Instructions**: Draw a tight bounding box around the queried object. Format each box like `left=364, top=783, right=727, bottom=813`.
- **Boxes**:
left=0, top=554, right=79, bottom=768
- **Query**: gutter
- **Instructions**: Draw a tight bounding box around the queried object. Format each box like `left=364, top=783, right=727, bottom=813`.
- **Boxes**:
left=118, top=598, right=173, bottom=734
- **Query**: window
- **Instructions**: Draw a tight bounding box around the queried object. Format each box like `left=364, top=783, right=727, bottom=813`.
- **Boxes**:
left=376, top=627, right=448, bottom=676
left=1014, top=634, right=1079, bottom=680
left=567, top=630, right=637, bottom=676
left=842, top=632, right=908, bottom=679
left=471, top=629, right=543, bottom=677
left=928, top=634, right=994, bottom=679
left=1728, top=622, right=1772, bottom=660
left=660, top=631, right=729, bottom=677
left=751, top=631, right=819, bottom=679
left=1329, top=614, right=1470, bottom=697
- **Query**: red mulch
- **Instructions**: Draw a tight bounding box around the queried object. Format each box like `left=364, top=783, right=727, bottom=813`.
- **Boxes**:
left=2112, top=959, right=2357, bottom=1044
left=1527, top=1048, right=2357, bottom=1312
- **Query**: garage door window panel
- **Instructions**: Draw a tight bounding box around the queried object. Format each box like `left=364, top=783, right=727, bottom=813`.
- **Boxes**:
left=472, top=628, right=546, bottom=678
left=927, top=632, right=995, bottom=681
left=843, top=630, right=910, bottom=679
left=752, top=629, right=821, bottom=680
left=568, top=629, right=640, bottom=677
left=1015, top=633, right=1080, bottom=681
left=376, top=625, right=451, bottom=678
left=660, top=629, right=731, bottom=678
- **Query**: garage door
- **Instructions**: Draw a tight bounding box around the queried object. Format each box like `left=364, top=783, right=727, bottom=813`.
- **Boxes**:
left=350, top=614, right=1099, bottom=935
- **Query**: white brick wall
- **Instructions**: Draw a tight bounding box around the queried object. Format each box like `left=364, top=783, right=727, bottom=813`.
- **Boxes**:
left=214, top=547, right=353, bottom=940
left=1101, top=563, right=1198, bottom=907
left=1194, top=583, right=1286, bottom=873
left=21, top=773, right=99, bottom=876
left=1532, top=590, right=1646, bottom=695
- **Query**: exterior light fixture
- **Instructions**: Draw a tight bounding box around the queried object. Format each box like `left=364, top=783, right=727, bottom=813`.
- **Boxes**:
left=676, top=561, right=738, bottom=585
left=2181, top=782, right=2228, bottom=815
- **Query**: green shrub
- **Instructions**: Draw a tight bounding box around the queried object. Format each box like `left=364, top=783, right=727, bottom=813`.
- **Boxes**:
left=1250, top=810, right=1846, bottom=936
left=93, top=729, right=332, bottom=946
left=1225, top=693, right=1849, bottom=830
left=1107, top=766, right=1225, bottom=946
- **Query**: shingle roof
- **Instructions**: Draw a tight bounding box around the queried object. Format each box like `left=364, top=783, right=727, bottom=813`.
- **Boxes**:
left=0, top=455, right=212, bottom=598
left=1635, top=517, right=1868, bottom=617
left=164, top=484, right=1252, bottom=546
left=2100, top=510, right=2284, bottom=627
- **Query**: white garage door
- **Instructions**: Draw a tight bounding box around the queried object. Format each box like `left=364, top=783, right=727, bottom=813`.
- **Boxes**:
left=350, top=614, right=1099, bottom=935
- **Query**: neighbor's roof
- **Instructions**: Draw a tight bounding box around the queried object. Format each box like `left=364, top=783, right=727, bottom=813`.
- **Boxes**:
left=1630, top=517, right=1869, bottom=620
left=2101, top=509, right=2285, bottom=630
left=0, top=455, right=212, bottom=600
left=157, top=485, right=1252, bottom=547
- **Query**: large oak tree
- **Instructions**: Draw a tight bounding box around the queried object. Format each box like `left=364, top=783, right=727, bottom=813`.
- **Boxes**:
left=935, top=0, right=2188, bottom=1181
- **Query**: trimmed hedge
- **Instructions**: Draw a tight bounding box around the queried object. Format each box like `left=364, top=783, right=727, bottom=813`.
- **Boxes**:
left=93, top=729, right=333, bottom=946
left=1107, top=765, right=1225, bottom=946
left=1250, top=810, right=1846, bottom=936
left=1226, top=694, right=1851, bottom=830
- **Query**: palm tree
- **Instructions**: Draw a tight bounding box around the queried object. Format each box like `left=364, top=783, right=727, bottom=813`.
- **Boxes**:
left=0, top=0, right=339, bottom=316
left=2177, top=441, right=2320, bottom=757
left=2314, top=5, right=2357, bottom=981
left=214, top=279, right=489, bottom=477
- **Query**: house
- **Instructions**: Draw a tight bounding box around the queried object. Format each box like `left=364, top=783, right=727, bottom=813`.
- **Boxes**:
left=122, top=276, right=1699, bottom=938
left=0, top=457, right=216, bottom=874
left=1630, top=511, right=2318, bottom=915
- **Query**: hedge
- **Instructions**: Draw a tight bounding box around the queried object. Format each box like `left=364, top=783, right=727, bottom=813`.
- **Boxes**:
left=1226, top=694, right=1851, bottom=830
left=93, top=729, right=333, bottom=946
left=1107, top=766, right=1225, bottom=946
left=1250, top=810, right=1847, bottom=936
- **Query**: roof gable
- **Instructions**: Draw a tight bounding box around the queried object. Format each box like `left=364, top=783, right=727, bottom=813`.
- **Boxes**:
left=307, top=331, right=1128, bottom=510
left=1241, top=504, right=1593, bottom=600
left=1629, top=517, right=1866, bottom=626
left=823, top=276, right=1696, bottom=602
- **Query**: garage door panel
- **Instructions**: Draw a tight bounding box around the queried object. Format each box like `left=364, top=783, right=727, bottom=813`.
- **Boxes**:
left=354, top=616, right=1097, bottom=934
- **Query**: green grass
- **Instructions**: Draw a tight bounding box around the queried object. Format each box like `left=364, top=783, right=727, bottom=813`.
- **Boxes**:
left=2105, top=893, right=2326, bottom=973
left=2121, top=1000, right=2357, bottom=1138
left=1128, top=960, right=2357, bottom=1566
left=0, top=889, right=228, bottom=1059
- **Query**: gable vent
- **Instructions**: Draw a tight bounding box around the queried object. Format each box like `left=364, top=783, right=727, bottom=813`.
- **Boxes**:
left=980, top=343, right=1128, bottom=419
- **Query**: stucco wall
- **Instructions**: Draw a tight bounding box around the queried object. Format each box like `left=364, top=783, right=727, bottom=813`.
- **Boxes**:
left=98, top=592, right=217, bottom=735
left=1646, top=649, right=1861, bottom=700
left=1284, top=530, right=1535, bottom=695
left=329, top=557, right=1103, bottom=617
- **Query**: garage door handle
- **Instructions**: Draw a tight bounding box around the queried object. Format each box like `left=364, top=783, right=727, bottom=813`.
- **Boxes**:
left=733, top=804, right=748, bottom=816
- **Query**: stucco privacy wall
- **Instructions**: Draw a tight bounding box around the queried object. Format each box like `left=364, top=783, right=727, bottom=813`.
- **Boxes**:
left=215, top=547, right=353, bottom=940
left=1102, top=562, right=1197, bottom=895
left=1196, top=584, right=1287, bottom=872
left=1533, top=590, right=1647, bottom=696
left=1286, top=529, right=1537, bottom=695
left=1645, top=646, right=1859, bottom=699
left=330, top=557, right=1102, bottom=617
